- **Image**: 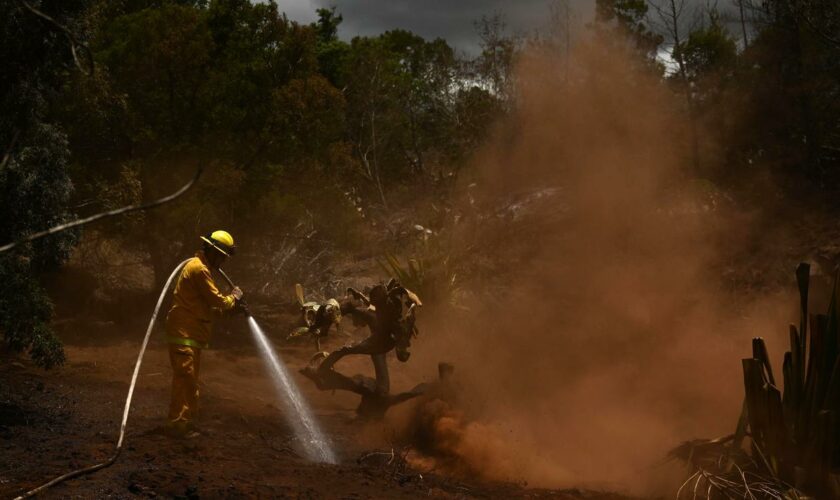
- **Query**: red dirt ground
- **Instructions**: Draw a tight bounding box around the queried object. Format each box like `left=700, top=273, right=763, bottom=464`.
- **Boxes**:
left=0, top=312, right=634, bottom=499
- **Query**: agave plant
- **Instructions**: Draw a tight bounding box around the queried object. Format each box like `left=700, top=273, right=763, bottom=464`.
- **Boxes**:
left=376, top=251, right=458, bottom=306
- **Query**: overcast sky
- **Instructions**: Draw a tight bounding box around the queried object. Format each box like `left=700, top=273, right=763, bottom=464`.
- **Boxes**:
left=273, top=0, right=742, bottom=55
left=275, top=0, right=594, bottom=54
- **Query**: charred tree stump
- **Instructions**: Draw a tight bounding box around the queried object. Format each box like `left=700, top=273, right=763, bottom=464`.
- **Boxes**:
left=735, top=265, right=840, bottom=495
left=300, top=359, right=450, bottom=419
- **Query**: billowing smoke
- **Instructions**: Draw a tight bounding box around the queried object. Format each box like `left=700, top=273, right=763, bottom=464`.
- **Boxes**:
left=387, top=39, right=798, bottom=494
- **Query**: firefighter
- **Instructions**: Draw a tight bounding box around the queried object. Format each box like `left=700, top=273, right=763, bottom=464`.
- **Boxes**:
left=164, top=230, right=245, bottom=438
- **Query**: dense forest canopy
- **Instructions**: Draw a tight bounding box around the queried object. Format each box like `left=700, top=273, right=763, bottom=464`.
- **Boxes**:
left=2, top=0, right=839, bottom=367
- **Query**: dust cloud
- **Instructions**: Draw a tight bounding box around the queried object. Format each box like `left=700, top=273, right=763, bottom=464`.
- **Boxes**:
left=388, top=40, right=799, bottom=494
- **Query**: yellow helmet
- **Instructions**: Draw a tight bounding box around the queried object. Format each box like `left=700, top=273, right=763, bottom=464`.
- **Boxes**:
left=200, top=230, right=236, bottom=256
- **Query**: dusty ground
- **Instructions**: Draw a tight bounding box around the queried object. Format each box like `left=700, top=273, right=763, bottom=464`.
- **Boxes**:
left=0, top=311, right=633, bottom=499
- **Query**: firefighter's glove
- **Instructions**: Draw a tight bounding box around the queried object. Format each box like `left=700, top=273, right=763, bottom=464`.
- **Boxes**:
left=231, top=287, right=249, bottom=316
left=234, top=299, right=250, bottom=316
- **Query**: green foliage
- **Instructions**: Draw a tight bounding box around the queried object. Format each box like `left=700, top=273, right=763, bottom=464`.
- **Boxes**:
left=593, top=0, right=663, bottom=59
left=377, top=246, right=459, bottom=306
left=0, top=1, right=86, bottom=368
left=76, top=2, right=504, bottom=290
left=679, top=13, right=737, bottom=81
left=267, top=75, right=347, bottom=169
left=341, top=28, right=485, bottom=192
left=718, top=0, right=840, bottom=191
left=672, top=10, right=739, bottom=175
left=0, top=257, right=65, bottom=369
left=315, top=38, right=350, bottom=88
left=315, top=6, right=341, bottom=43
left=96, top=4, right=213, bottom=147
left=378, top=253, right=423, bottom=291
left=451, top=86, right=504, bottom=162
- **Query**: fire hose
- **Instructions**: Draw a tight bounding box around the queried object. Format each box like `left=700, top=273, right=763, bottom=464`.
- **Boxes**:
left=14, top=259, right=191, bottom=499
left=216, top=268, right=249, bottom=316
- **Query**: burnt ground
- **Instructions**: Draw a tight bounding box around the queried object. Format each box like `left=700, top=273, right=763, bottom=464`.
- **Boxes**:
left=0, top=312, right=634, bottom=500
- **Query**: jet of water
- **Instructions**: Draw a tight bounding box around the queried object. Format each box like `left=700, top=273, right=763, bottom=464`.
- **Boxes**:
left=247, top=316, right=337, bottom=464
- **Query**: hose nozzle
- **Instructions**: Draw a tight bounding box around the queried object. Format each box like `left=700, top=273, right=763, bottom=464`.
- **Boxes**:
left=217, top=267, right=250, bottom=316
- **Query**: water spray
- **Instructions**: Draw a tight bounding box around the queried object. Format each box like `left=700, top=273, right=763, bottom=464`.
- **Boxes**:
left=16, top=260, right=335, bottom=498
left=215, top=268, right=337, bottom=464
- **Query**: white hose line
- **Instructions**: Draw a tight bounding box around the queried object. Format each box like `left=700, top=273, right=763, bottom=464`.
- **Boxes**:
left=15, top=259, right=190, bottom=499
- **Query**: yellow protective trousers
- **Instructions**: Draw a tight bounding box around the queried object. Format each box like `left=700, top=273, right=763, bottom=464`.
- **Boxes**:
left=168, top=344, right=201, bottom=429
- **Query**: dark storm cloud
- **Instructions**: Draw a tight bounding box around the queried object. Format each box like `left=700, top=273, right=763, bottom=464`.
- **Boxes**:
left=323, top=0, right=557, bottom=52
left=278, top=0, right=594, bottom=54
left=275, top=0, right=742, bottom=54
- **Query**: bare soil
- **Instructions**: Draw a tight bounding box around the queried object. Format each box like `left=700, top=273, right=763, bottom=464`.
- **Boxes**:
left=0, top=312, right=633, bottom=499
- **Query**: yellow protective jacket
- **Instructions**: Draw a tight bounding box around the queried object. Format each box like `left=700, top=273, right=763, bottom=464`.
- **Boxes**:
left=165, top=252, right=236, bottom=348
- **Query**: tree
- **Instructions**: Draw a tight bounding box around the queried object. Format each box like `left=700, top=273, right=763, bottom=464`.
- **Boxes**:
left=592, top=0, right=664, bottom=62
left=648, top=0, right=703, bottom=170
left=88, top=0, right=329, bottom=286
left=0, top=0, right=89, bottom=368
left=92, top=3, right=215, bottom=284
left=313, top=7, right=350, bottom=87
left=96, top=3, right=213, bottom=149
left=723, top=0, right=840, bottom=194
left=266, top=75, right=347, bottom=171
left=677, top=10, right=738, bottom=178
left=341, top=29, right=475, bottom=207
left=315, top=6, right=341, bottom=42
left=680, top=12, right=738, bottom=81
left=473, top=13, right=518, bottom=105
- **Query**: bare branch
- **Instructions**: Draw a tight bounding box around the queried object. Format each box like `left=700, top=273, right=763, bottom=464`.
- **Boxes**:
left=17, top=0, right=94, bottom=76
left=0, top=165, right=204, bottom=253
